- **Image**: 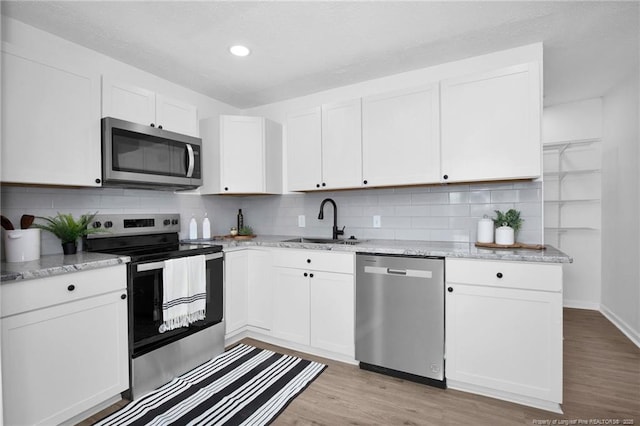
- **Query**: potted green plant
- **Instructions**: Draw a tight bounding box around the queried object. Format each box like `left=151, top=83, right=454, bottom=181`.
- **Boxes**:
left=33, top=212, right=102, bottom=255
left=493, top=209, right=524, bottom=245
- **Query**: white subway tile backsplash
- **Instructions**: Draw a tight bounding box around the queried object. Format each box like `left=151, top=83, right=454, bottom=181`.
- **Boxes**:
left=1, top=178, right=544, bottom=258
left=411, top=192, right=448, bottom=204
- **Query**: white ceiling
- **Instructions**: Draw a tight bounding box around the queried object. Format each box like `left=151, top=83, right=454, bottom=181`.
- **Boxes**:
left=2, top=1, right=638, bottom=109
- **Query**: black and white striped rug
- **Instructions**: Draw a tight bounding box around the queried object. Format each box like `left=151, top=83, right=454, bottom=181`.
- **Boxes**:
left=95, top=344, right=326, bottom=426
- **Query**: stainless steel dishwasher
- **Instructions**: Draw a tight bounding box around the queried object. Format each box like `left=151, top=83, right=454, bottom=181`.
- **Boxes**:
left=355, top=253, right=445, bottom=388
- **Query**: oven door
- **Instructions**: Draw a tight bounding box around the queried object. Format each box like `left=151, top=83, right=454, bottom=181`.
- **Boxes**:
left=128, top=252, right=223, bottom=357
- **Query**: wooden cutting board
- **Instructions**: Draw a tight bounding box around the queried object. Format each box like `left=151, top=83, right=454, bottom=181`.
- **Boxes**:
left=475, top=242, right=545, bottom=250
left=219, top=234, right=257, bottom=240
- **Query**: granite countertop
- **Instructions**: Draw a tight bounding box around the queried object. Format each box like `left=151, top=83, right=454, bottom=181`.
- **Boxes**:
left=1, top=236, right=570, bottom=283
left=183, top=235, right=573, bottom=263
left=1, top=252, right=131, bottom=282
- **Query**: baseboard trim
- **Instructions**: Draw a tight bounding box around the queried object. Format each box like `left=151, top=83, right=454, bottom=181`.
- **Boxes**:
left=563, top=300, right=600, bottom=310
left=599, top=304, right=640, bottom=349
left=447, top=379, right=563, bottom=414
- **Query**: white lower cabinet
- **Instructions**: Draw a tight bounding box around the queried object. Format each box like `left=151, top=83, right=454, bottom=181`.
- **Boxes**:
left=310, top=271, right=354, bottom=356
left=224, top=250, right=249, bottom=334
left=272, top=266, right=311, bottom=345
left=1, top=265, right=128, bottom=426
left=271, top=250, right=355, bottom=358
left=224, top=249, right=273, bottom=337
left=445, top=258, right=563, bottom=412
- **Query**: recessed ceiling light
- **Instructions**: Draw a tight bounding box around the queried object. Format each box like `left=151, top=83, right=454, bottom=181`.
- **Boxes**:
left=229, top=45, right=250, bottom=57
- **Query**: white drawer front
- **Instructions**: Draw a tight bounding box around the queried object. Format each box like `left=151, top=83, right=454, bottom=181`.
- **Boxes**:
left=272, top=249, right=354, bottom=274
left=446, top=258, right=562, bottom=292
left=1, top=265, right=127, bottom=317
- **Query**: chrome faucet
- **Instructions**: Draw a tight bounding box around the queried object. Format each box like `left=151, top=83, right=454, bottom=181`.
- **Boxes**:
left=318, top=198, right=345, bottom=240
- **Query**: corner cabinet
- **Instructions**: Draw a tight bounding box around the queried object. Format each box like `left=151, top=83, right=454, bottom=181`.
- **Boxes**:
left=0, top=265, right=129, bottom=426
left=102, top=77, right=199, bottom=137
left=200, top=115, right=282, bottom=195
left=445, top=258, right=563, bottom=413
left=287, top=99, right=362, bottom=192
left=440, top=63, right=541, bottom=183
left=361, top=84, right=441, bottom=188
left=1, top=44, right=102, bottom=187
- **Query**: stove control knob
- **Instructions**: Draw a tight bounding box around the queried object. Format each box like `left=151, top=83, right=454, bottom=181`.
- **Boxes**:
left=104, top=221, right=113, bottom=229
left=163, top=219, right=171, bottom=226
left=171, top=219, right=179, bottom=225
left=93, top=221, right=101, bottom=228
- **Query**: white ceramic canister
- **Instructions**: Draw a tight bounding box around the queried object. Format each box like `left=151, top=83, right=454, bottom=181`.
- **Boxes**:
left=476, top=215, right=494, bottom=243
left=3, top=229, right=41, bottom=262
left=495, top=223, right=515, bottom=245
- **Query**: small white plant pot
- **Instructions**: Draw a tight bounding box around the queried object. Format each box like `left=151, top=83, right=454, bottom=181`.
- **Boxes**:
left=495, top=225, right=514, bottom=245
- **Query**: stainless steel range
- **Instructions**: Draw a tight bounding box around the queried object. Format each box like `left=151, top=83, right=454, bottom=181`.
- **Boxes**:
left=84, top=213, right=225, bottom=400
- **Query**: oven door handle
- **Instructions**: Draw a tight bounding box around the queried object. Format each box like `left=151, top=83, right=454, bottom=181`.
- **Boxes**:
left=136, top=252, right=223, bottom=273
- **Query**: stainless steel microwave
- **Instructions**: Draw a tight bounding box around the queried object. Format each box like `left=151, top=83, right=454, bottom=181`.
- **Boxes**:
left=101, top=117, right=202, bottom=190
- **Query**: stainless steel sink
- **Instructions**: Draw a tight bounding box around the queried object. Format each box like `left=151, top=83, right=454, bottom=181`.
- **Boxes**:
left=281, top=237, right=362, bottom=245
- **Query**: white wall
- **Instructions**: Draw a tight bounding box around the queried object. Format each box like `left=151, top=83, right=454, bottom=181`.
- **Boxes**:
left=542, top=99, right=603, bottom=309
left=601, top=74, right=640, bottom=346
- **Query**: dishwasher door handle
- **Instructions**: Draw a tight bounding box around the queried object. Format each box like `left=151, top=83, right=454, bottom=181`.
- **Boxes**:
left=363, top=265, right=432, bottom=279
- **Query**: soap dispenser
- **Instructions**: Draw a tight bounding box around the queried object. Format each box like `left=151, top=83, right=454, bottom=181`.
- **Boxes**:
left=202, top=213, right=211, bottom=240
left=189, top=214, right=198, bottom=240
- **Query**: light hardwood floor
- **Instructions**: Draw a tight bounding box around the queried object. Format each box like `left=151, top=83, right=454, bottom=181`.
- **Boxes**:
left=79, top=308, right=640, bottom=425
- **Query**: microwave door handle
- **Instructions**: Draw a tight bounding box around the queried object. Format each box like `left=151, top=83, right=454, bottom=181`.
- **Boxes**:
left=186, top=144, right=195, bottom=178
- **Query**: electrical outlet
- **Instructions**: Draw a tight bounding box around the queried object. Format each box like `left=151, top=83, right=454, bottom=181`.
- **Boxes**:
left=373, top=215, right=381, bottom=228
left=298, top=215, right=306, bottom=227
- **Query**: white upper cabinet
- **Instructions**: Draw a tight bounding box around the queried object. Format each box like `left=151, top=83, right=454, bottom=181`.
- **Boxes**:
left=362, top=84, right=441, bottom=187
left=287, top=107, right=323, bottom=191
left=155, top=94, right=199, bottom=137
left=102, top=77, right=198, bottom=137
left=1, top=45, right=102, bottom=187
left=440, top=63, right=541, bottom=183
left=287, top=100, right=363, bottom=191
left=321, top=99, right=363, bottom=190
left=200, top=115, right=282, bottom=195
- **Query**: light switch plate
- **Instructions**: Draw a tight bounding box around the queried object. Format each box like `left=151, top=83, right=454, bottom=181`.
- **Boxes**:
left=298, top=215, right=306, bottom=227
left=373, top=215, right=381, bottom=228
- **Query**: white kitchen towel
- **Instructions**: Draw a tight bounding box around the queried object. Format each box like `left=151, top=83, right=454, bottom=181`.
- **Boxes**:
left=186, top=254, right=207, bottom=321
left=159, top=255, right=207, bottom=333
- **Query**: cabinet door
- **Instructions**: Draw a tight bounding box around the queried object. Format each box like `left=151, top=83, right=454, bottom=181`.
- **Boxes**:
left=247, top=249, right=273, bottom=330
left=445, top=283, right=562, bottom=403
left=101, top=77, right=156, bottom=126
left=441, top=63, right=541, bottom=183
left=2, top=48, right=102, bottom=187
left=287, top=107, right=322, bottom=191
left=220, top=115, right=265, bottom=193
left=1, top=291, right=128, bottom=426
left=156, top=94, right=199, bottom=137
left=310, top=271, right=354, bottom=356
left=321, top=99, right=363, bottom=190
left=224, top=250, right=249, bottom=334
left=362, top=85, right=440, bottom=187
left=272, top=267, right=310, bottom=345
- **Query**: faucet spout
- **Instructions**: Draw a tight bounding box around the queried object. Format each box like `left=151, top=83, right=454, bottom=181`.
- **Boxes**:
left=318, top=198, right=344, bottom=240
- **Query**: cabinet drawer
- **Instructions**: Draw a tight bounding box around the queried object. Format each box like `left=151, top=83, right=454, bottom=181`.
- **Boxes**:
left=272, top=249, right=354, bottom=274
left=1, top=265, right=127, bottom=318
left=446, top=258, right=561, bottom=292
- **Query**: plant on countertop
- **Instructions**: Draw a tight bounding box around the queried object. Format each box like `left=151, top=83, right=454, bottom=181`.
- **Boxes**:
left=238, top=225, right=254, bottom=236
left=33, top=212, right=103, bottom=254
left=493, top=209, right=523, bottom=233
